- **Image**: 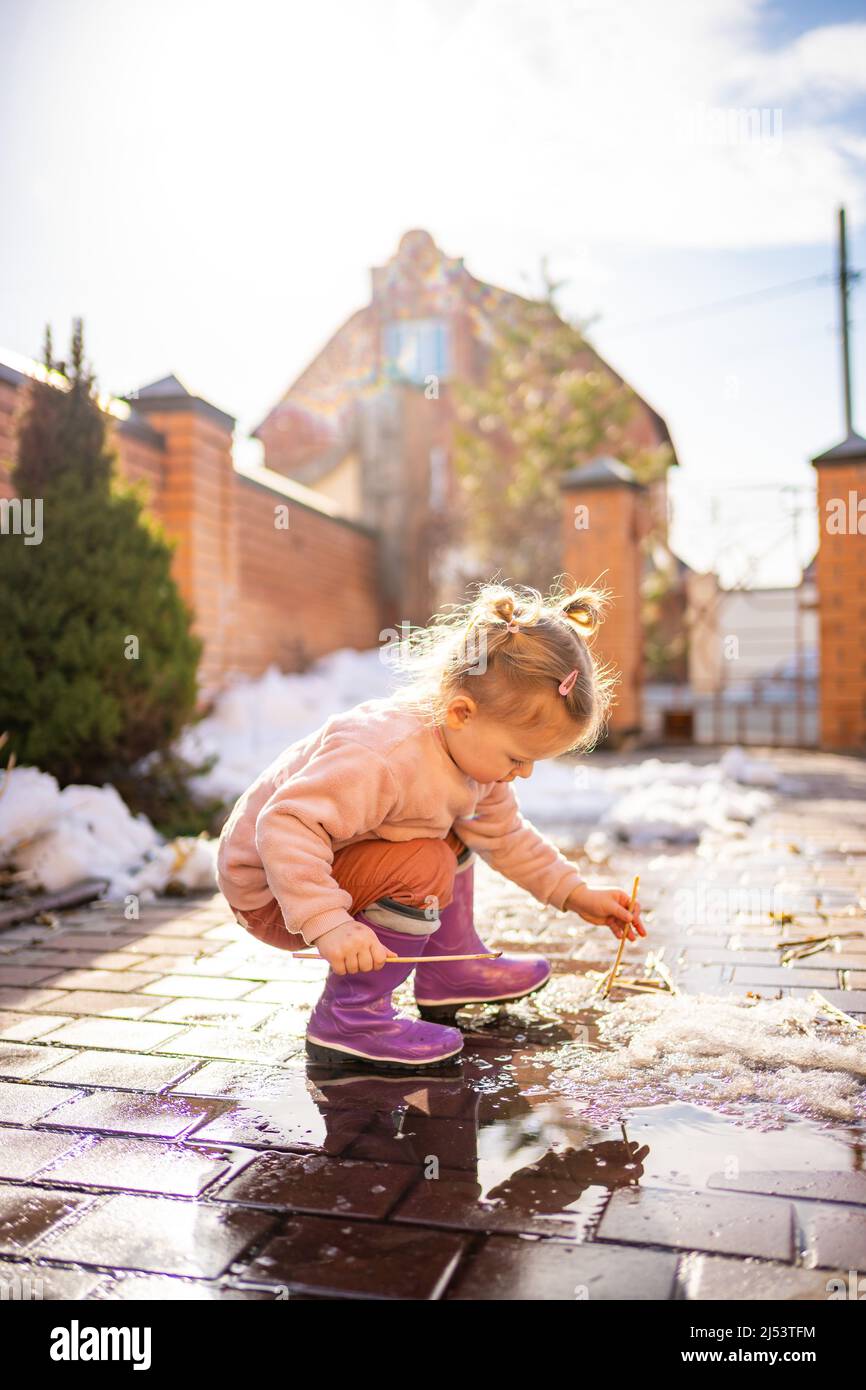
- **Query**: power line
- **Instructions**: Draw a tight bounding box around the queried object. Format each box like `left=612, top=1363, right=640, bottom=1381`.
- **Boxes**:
left=611, top=270, right=855, bottom=336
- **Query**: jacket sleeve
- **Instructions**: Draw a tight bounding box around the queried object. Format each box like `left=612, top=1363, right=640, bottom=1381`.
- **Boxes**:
left=452, top=779, right=586, bottom=910
left=253, top=735, right=402, bottom=946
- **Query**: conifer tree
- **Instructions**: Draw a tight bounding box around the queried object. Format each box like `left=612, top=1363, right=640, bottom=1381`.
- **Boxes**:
left=0, top=319, right=201, bottom=784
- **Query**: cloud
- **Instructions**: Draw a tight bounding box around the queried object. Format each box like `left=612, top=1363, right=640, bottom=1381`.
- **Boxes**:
left=425, top=0, right=866, bottom=247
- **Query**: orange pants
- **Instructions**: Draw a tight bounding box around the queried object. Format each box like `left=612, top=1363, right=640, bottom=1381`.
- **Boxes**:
left=231, top=828, right=467, bottom=951
left=332, top=826, right=466, bottom=915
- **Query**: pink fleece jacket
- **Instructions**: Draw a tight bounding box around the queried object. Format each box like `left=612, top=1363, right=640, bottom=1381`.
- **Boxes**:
left=216, top=694, right=586, bottom=947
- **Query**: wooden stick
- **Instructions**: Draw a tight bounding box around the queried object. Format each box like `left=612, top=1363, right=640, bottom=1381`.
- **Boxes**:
left=601, top=874, right=640, bottom=1000
left=809, top=990, right=866, bottom=1031
left=290, top=949, right=503, bottom=963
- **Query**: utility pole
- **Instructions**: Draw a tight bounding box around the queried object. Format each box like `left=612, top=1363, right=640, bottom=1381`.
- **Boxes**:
left=837, top=207, right=858, bottom=436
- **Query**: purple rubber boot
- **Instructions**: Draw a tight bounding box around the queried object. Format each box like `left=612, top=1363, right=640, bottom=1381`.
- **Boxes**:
left=414, top=847, right=551, bottom=1023
left=305, top=910, right=464, bottom=1071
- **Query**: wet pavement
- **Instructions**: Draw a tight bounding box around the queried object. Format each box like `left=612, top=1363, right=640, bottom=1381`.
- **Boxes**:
left=0, top=746, right=864, bottom=1300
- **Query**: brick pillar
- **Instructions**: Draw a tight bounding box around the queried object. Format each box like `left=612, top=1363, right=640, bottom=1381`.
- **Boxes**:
left=812, top=432, right=866, bottom=752
left=560, top=457, right=649, bottom=741
left=126, top=375, right=239, bottom=696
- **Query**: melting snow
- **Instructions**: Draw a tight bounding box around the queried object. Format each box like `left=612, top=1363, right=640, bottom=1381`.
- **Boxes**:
left=0, top=766, right=216, bottom=900
left=543, top=981, right=866, bottom=1127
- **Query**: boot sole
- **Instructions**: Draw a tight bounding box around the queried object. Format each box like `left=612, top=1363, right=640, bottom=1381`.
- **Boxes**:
left=305, top=1035, right=464, bottom=1072
left=416, top=976, right=551, bottom=1024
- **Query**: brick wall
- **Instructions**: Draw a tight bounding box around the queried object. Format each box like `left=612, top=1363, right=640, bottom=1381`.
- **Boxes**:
left=560, top=459, right=650, bottom=740
left=231, top=471, right=382, bottom=680
left=0, top=362, right=385, bottom=700
left=812, top=436, right=866, bottom=752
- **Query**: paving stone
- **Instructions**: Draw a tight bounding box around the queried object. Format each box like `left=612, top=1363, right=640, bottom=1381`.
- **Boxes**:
left=391, top=1169, right=603, bottom=1240
left=0, top=988, right=69, bottom=1011
left=789, top=987, right=866, bottom=1010
left=237, top=1213, right=466, bottom=1299
left=93, top=1273, right=275, bottom=1300
left=150, top=1025, right=299, bottom=1065
left=597, top=1187, right=795, bottom=1261
left=203, top=924, right=245, bottom=941
left=38, top=969, right=163, bottom=993
left=132, top=953, right=232, bottom=975
left=0, top=1258, right=104, bottom=1300
left=229, top=963, right=329, bottom=988
left=36, top=1089, right=222, bottom=1138
left=214, top=1151, right=415, bottom=1218
left=144, top=998, right=279, bottom=1027
left=0, top=964, right=62, bottom=986
left=709, top=1169, right=866, bottom=1206
left=0, top=1183, right=90, bottom=1254
left=37, top=1192, right=275, bottom=1277
left=0, top=924, right=59, bottom=944
left=33, top=990, right=172, bottom=1019
left=170, top=1059, right=303, bottom=1099
left=123, top=933, right=226, bottom=953
left=0, top=1042, right=77, bottom=1078
left=1, top=949, right=147, bottom=971
left=187, top=1084, right=344, bottom=1154
left=243, top=981, right=319, bottom=1007
left=123, top=918, right=224, bottom=940
left=0, top=1080, right=84, bottom=1124
left=682, top=1252, right=850, bottom=1301
left=35, top=1134, right=236, bottom=1196
left=447, top=1234, right=677, bottom=1300
left=801, top=1202, right=866, bottom=1269
left=45, top=932, right=221, bottom=957
left=0, top=1127, right=81, bottom=1179
left=0, top=1011, right=73, bottom=1042
left=38, top=1017, right=187, bottom=1051
left=344, top=1114, right=489, bottom=1170
left=37, top=1049, right=197, bottom=1091
left=140, top=974, right=255, bottom=1000
left=41, top=933, right=148, bottom=954
left=731, top=966, right=841, bottom=988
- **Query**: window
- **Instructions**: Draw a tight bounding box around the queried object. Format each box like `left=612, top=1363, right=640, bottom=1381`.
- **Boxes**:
left=383, top=319, right=451, bottom=385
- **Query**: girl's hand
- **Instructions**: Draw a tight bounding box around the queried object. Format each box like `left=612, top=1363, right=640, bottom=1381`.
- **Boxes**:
left=314, top=921, right=396, bottom=974
left=564, top=884, right=647, bottom=941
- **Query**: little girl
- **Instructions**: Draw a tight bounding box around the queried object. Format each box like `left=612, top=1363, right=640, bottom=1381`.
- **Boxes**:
left=217, top=579, right=646, bottom=1071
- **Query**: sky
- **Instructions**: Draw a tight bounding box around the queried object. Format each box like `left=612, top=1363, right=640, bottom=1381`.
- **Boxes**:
left=1, top=0, right=865, bottom=589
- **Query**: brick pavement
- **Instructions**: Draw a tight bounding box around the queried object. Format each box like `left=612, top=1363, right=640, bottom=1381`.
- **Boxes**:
left=0, top=747, right=864, bottom=1300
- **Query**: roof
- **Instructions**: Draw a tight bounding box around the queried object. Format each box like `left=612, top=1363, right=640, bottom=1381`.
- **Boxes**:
left=234, top=457, right=376, bottom=537
left=255, top=232, right=680, bottom=466
left=812, top=430, right=866, bottom=466
left=559, top=456, right=647, bottom=490
left=124, top=373, right=236, bottom=431
left=0, top=346, right=165, bottom=450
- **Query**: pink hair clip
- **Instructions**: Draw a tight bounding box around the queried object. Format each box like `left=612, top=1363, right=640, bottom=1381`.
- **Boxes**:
left=558, top=669, right=578, bottom=696
left=506, top=620, right=520, bottom=633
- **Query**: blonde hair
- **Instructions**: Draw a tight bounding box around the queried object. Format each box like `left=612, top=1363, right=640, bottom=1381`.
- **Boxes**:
left=388, top=576, right=620, bottom=754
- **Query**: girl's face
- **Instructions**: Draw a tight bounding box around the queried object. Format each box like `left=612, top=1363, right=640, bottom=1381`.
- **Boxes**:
left=438, top=691, right=580, bottom=785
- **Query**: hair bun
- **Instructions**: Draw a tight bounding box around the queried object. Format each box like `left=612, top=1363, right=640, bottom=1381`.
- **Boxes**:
left=561, top=596, right=601, bottom=636
left=490, top=595, right=516, bottom=626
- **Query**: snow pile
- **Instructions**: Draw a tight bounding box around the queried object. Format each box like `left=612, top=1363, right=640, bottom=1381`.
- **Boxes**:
left=0, top=765, right=216, bottom=900
left=513, top=749, right=781, bottom=851
left=543, top=983, right=866, bottom=1127
left=179, top=648, right=402, bottom=800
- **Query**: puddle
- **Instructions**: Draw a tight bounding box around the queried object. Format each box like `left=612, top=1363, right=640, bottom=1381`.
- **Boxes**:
left=594, top=1101, right=865, bottom=1191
